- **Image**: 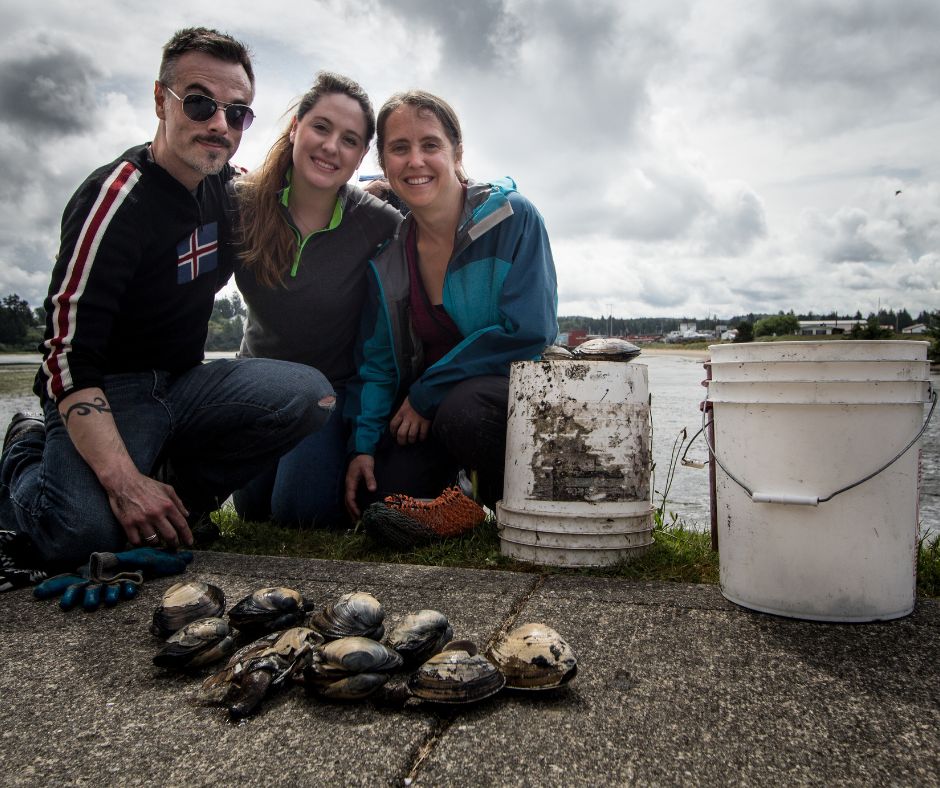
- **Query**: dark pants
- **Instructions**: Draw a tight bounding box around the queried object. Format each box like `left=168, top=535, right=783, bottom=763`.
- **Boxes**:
left=0, top=358, right=334, bottom=570
left=359, top=375, right=509, bottom=511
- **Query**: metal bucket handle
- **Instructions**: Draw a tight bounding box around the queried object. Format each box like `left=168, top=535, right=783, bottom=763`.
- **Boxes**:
left=696, top=384, right=937, bottom=506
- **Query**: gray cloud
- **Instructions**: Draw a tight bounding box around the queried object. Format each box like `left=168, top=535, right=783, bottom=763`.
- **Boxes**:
left=382, top=0, right=521, bottom=65
left=726, top=1, right=940, bottom=132
left=0, top=34, right=103, bottom=136
left=1, top=1, right=939, bottom=319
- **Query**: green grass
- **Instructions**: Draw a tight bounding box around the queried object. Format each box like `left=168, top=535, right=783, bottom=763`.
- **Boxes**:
left=209, top=508, right=718, bottom=583
left=206, top=504, right=720, bottom=583
left=205, top=505, right=940, bottom=597
left=918, top=533, right=940, bottom=597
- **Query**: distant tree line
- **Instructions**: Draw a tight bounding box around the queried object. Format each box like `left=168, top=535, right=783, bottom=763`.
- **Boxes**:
left=1, top=293, right=936, bottom=357
left=205, top=293, right=246, bottom=351
left=560, top=307, right=934, bottom=339
left=0, top=294, right=44, bottom=350
left=0, top=293, right=247, bottom=352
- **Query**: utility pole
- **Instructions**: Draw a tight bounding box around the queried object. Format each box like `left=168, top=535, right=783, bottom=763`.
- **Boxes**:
left=607, top=303, right=613, bottom=337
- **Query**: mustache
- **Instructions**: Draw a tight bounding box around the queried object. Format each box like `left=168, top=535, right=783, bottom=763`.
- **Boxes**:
left=193, top=135, right=233, bottom=150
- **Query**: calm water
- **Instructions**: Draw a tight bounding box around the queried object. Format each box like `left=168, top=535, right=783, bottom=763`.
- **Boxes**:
left=1, top=352, right=937, bottom=535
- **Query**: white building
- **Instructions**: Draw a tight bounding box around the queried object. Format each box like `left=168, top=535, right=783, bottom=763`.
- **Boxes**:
left=797, top=320, right=864, bottom=336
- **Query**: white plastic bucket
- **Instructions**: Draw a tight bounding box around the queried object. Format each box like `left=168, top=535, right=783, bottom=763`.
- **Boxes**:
left=496, top=360, right=652, bottom=567
left=707, top=340, right=931, bottom=622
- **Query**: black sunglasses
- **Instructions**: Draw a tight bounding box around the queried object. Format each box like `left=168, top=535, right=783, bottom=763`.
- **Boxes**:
left=162, top=85, right=255, bottom=131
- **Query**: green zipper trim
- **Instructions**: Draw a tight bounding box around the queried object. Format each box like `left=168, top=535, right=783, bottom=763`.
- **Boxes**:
left=279, top=169, right=345, bottom=277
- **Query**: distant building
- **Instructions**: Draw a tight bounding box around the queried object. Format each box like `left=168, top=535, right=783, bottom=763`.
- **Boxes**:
left=902, top=323, right=928, bottom=334
left=797, top=319, right=864, bottom=336
left=566, top=328, right=589, bottom=347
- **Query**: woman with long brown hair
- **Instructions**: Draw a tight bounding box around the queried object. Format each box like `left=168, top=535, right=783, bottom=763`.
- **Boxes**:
left=233, top=72, right=402, bottom=527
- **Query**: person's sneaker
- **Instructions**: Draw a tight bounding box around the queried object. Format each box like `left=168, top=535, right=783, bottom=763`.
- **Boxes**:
left=0, top=530, right=47, bottom=592
left=2, top=412, right=44, bottom=453
left=362, top=486, right=486, bottom=548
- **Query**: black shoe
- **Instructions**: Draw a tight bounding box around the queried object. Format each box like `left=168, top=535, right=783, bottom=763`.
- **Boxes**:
left=0, top=530, right=47, bottom=592
left=2, top=412, right=44, bottom=453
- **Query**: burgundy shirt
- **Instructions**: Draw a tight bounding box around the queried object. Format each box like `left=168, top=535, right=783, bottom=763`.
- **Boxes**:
left=406, top=221, right=463, bottom=367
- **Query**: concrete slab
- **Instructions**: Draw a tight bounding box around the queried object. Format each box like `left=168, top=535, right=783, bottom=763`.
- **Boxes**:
left=2, top=552, right=938, bottom=786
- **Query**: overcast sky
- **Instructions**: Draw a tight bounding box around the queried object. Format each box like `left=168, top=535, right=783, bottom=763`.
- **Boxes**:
left=1, top=0, right=937, bottom=320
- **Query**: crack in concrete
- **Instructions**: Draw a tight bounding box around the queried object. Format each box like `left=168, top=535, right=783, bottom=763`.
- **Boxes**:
left=399, top=573, right=546, bottom=785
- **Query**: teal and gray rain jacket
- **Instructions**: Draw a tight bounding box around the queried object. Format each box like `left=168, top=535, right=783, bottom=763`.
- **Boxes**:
left=345, top=177, right=559, bottom=457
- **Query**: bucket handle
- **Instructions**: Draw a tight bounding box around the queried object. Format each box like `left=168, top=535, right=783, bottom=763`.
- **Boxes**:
left=695, top=384, right=937, bottom=506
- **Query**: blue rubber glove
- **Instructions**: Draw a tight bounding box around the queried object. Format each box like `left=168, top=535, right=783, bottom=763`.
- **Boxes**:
left=33, top=573, right=140, bottom=610
left=34, top=548, right=193, bottom=612
left=89, top=547, right=194, bottom=579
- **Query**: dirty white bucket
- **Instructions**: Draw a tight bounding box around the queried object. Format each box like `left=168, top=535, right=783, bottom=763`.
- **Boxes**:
left=707, top=340, right=933, bottom=622
left=496, top=360, right=653, bottom=567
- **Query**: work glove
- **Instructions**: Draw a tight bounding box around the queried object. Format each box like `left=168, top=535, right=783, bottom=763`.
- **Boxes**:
left=34, top=547, right=193, bottom=611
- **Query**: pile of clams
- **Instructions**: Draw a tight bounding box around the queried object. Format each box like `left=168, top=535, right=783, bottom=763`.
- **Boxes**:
left=147, top=579, right=578, bottom=718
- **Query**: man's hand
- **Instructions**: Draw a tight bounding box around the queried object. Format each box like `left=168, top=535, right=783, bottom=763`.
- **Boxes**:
left=389, top=397, right=431, bottom=446
left=345, top=454, right=376, bottom=519
left=58, top=388, right=192, bottom=548
left=106, top=471, right=192, bottom=548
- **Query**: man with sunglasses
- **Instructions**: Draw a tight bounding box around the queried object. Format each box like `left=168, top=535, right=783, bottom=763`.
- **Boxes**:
left=0, top=27, right=335, bottom=595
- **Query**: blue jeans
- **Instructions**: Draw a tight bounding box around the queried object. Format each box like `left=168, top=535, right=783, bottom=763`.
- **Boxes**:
left=0, top=358, right=334, bottom=570
left=232, top=388, right=349, bottom=527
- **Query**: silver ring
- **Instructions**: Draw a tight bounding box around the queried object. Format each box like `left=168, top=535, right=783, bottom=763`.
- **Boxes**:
left=144, top=533, right=159, bottom=543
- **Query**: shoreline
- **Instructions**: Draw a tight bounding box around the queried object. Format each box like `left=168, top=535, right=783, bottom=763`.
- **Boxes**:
left=640, top=347, right=710, bottom=359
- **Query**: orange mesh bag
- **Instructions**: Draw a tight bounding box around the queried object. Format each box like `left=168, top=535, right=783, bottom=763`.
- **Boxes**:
left=362, top=487, right=486, bottom=548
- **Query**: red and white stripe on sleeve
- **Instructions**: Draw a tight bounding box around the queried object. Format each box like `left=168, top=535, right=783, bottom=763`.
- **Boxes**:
left=41, top=162, right=141, bottom=401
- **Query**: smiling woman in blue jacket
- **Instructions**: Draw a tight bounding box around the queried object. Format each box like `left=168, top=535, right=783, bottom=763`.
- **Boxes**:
left=344, top=90, right=558, bottom=518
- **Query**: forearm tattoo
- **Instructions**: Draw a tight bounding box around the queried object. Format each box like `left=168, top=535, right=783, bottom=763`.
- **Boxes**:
left=63, top=397, right=111, bottom=425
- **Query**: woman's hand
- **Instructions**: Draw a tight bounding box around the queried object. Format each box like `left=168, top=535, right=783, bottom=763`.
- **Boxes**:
left=389, top=397, right=431, bottom=445
left=345, top=454, right=376, bottom=519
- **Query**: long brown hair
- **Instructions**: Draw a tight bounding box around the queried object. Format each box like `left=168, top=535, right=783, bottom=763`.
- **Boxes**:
left=238, top=72, right=375, bottom=287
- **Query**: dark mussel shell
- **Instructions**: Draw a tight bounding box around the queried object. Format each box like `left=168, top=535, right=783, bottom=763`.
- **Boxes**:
left=485, top=623, right=578, bottom=690
left=385, top=610, right=453, bottom=666
left=151, top=581, right=225, bottom=639
left=407, top=648, right=505, bottom=704
left=152, top=617, right=237, bottom=671
left=202, top=627, right=323, bottom=719
left=227, top=586, right=309, bottom=637
left=308, top=591, right=385, bottom=641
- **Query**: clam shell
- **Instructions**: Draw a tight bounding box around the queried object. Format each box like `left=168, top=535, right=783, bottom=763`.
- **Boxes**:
left=486, top=623, right=577, bottom=690
left=309, top=592, right=385, bottom=641
left=153, top=616, right=236, bottom=670
left=407, top=648, right=505, bottom=704
left=150, top=581, right=225, bottom=639
left=572, top=337, right=641, bottom=361
left=385, top=610, right=453, bottom=666
left=312, top=636, right=403, bottom=677
left=309, top=672, right=390, bottom=701
left=541, top=344, right=575, bottom=360
left=227, top=586, right=308, bottom=636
